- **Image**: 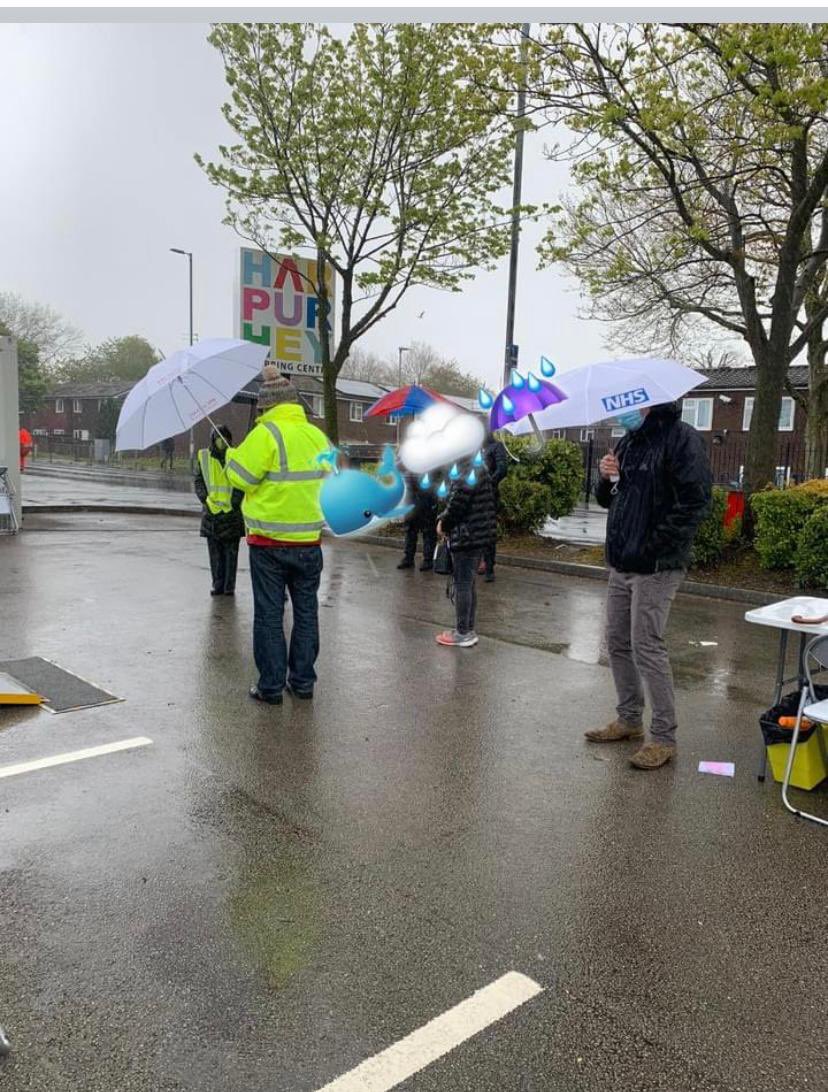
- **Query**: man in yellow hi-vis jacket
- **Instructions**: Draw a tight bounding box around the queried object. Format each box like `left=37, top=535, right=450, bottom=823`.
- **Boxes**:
left=225, top=366, right=330, bottom=706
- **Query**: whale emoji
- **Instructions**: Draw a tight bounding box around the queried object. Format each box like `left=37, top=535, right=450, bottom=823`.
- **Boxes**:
left=319, top=444, right=413, bottom=536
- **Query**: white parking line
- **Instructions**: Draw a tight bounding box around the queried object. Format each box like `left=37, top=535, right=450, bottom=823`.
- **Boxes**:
left=316, top=971, right=543, bottom=1092
left=0, top=737, right=153, bottom=780
left=366, top=553, right=379, bottom=578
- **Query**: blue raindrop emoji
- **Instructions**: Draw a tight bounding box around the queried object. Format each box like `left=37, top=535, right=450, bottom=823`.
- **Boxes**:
left=478, top=388, right=494, bottom=410
left=502, top=394, right=515, bottom=415
left=420, top=473, right=430, bottom=488
left=472, top=450, right=484, bottom=467
left=540, top=356, right=556, bottom=378
left=448, top=463, right=460, bottom=480
left=466, top=469, right=477, bottom=486
left=511, top=369, right=525, bottom=388
left=437, top=480, right=448, bottom=498
left=528, top=372, right=542, bottom=392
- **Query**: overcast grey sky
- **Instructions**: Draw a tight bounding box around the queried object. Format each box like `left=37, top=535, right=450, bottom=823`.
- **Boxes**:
left=0, top=21, right=612, bottom=390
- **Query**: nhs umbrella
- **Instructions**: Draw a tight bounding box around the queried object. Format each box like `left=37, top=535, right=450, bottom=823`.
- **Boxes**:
left=115, top=338, right=270, bottom=451
left=507, top=358, right=705, bottom=436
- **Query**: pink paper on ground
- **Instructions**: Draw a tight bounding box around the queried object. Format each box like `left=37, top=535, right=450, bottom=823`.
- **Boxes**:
left=698, top=761, right=735, bottom=778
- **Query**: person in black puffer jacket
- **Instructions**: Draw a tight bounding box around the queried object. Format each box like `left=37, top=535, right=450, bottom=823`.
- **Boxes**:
left=434, top=460, right=497, bottom=648
left=480, top=431, right=509, bottom=581
left=398, top=471, right=438, bottom=571
left=588, top=402, right=712, bottom=770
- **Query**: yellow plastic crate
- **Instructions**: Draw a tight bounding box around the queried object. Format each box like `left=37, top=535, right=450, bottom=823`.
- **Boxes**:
left=767, top=723, right=828, bottom=791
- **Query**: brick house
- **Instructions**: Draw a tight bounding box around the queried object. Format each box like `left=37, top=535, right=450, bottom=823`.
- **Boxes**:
left=21, top=380, right=133, bottom=448
left=545, top=365, right=811, bottom=487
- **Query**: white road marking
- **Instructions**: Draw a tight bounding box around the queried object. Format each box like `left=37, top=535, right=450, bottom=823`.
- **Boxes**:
left=316, top=971, right=543, bottom=1092
left=366, top=553, right=380, bottom=578
left=0, top=737, right=153, bottom=780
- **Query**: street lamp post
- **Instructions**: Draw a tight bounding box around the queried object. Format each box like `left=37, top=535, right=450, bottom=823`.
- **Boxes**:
left=170, top=247, right=194, bottom=468
left=397, top=345, right=410, bottom=445
left=503, top=22, right=531, bottom=388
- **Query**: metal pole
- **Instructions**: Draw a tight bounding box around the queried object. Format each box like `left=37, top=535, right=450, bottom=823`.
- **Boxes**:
left=503, top=22, right=531, bottom=388
left=397, top=346, right=409, bottom=446
left=188, top=251, right=194, bottom=471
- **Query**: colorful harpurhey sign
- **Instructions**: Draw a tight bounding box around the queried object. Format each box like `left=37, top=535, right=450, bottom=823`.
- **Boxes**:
left=238, top=248, right=336, bottom=377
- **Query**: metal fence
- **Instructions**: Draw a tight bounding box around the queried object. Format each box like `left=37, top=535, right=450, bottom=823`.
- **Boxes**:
left=575, top=433, right=809, bottom=503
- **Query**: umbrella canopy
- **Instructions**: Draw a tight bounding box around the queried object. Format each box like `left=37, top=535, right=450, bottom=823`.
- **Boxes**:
left=115, top=338, right=270, bottom=451
left=507, top=358, right=705, bottom=436
left=365, top=384, right=447, bottom=418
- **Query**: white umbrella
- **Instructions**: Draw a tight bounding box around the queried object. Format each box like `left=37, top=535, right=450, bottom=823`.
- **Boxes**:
left=115, top=338, right=270, bottom=451
left=507, top=357, right=705, bottom=436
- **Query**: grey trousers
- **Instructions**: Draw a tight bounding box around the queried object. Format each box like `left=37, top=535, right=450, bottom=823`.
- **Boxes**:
left=605, top=567, right=684, bottom=744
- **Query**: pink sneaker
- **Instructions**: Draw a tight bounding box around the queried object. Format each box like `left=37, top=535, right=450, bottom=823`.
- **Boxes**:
left=435, top=630, right=479, bottom=648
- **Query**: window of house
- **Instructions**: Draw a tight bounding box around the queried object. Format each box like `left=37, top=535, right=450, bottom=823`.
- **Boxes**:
left=310, top=394, right=324, bottom=418
left=52, top=428, right=65, bottom=436
left=579, top=428, right=595, bottom=442
left=72, top=429, right=90, bottom=440
left=611, top=426, right=626, bottom=438
left=550, top=429, right=564, bottom=439
left=55, top=398, right=65, bottom=413
left=73, top=399, right=83, bottom=413
left=32, top=428, right=47, bottom=436
left=349, top=401, right=364, bottom=423
left=387, top=412, right=400, bottom=426
left=681, top=397, right=713, bottom=430
left=742, top=396, right=795, bottom=432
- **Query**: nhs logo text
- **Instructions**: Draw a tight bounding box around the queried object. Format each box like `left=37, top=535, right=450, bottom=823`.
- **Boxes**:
left=601, top=388, right=649, bottom=413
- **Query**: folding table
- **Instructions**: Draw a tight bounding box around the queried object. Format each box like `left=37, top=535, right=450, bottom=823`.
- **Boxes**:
left=745, top=596, right=828, bottom=816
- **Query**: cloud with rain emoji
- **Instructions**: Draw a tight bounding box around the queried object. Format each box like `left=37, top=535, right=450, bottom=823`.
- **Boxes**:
left=398, top=402, right=486, bottom=476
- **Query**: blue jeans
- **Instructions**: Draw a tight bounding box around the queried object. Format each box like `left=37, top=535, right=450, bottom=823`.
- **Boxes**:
left=249, top=545, right=323, bottom=698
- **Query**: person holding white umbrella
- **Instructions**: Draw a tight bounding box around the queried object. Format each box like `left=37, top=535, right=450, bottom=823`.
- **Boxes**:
left=587, top=399, right=712, bottom=770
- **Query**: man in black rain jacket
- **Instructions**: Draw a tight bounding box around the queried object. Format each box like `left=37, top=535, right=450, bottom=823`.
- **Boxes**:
left=588, top=403, right=712, bottom=769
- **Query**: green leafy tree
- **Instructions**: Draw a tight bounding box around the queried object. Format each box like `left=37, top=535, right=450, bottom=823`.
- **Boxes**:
left=473, top=23, right=828, bottom=500
left=96, top=397, right=121, bottom=442
left=198, top=22, right=518, bottom=443
left=58, top=335, right=160, bottom=383
left=0, top=319, right=47, bottom=414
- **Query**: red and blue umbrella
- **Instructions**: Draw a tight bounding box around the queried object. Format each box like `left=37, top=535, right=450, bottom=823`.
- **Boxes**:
left=365, top=384, right=447, bottom=419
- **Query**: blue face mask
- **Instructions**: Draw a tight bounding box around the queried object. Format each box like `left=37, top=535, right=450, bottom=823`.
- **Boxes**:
left=615, top=409, right=644, bottom=432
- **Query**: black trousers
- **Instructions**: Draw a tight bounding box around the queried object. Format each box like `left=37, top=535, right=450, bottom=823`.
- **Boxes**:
left=404, top=518, right=437, bottom=565
left=207, top=537, right=240, bottom=593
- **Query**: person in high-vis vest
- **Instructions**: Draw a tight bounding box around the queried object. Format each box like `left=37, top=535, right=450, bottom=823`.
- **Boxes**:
left=225, top=366, right=330, bottom=706
left=193, top=426, right=245, bottom=596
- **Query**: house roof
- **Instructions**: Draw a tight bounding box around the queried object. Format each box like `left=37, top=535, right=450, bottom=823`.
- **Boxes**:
left=47, top=380, right=133, bottom=399
left=695, top=365, right=808, bottom=391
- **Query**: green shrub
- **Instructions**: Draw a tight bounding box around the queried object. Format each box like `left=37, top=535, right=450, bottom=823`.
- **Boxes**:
left=690, top=487, right=727, bottom=569
left=794, top=506, right=828, bottom=589
left=498, top=475, right=553, bottom=534
left=750, top=487, right=825, bottom=570
left=500, top=434, right=583, bottom=524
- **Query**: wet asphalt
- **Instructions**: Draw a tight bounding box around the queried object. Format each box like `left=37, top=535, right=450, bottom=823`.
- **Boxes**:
left=0, top=512, right=826, bottom=1092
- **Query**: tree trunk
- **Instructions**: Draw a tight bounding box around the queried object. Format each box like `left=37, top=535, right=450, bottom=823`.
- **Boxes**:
left=804, top=279, right=828, bottom=481
left=743, top=353, right=787, bottom=502
left=322, top=361, right=338, bottom=446
left=805, top=344, right=828, bottom=479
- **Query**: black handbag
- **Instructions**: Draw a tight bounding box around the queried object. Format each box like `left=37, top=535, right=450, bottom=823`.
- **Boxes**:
left=433, top=540, right=453, bottom=575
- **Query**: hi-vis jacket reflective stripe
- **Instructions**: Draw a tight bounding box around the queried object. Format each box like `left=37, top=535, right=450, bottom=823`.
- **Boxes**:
left=197, top=449, right=234, bottom=515
left=224, top=403, right=330, bottom=543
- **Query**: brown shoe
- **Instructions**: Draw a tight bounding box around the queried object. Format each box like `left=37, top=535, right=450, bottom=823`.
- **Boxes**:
left=585, top=719, right=644, bottom=743
left=630, top=742, right=675, bottom=769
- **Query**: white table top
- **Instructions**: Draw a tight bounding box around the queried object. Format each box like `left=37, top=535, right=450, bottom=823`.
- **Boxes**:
left=745, top=596, right=828, bottom=635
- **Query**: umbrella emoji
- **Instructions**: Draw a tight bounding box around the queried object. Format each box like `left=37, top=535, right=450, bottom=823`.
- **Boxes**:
left=479, top=363, right=567, bottom=450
